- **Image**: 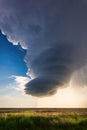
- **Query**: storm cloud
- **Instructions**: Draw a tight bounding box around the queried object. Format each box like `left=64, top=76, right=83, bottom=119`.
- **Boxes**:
left=0, top=0, right=87, bottom=96
left=25, top=42, right=87, bottom=96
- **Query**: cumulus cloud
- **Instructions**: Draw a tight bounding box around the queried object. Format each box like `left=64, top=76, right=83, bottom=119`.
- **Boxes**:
left=11, top=75, right=29, bottom=93
left=0, top=0, right=87, bottom=97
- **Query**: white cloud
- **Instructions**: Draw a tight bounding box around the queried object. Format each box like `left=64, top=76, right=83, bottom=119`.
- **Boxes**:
left=11, top=75, right=30, bottom=94
left=0, top=76, right=37, bottom=108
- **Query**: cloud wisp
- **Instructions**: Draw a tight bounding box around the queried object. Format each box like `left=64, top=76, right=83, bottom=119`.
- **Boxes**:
left=0, top=0, right=87, bottom=97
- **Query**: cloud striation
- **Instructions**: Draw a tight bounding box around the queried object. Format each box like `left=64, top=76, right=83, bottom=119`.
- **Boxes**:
left=0, top=0, right=87, bottom=96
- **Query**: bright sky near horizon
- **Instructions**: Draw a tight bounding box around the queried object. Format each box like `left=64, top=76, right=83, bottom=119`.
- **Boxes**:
left=0, top=0, right=87, bottom=108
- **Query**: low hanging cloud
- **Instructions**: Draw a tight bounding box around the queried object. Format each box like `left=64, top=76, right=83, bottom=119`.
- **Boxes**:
left=0, top=0, right=87, bottom=97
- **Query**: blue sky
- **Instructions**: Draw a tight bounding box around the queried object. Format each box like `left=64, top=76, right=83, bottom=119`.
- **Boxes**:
left=0, top=31, right=27, bottom=87
left=0, top=31, right=37, bottom=108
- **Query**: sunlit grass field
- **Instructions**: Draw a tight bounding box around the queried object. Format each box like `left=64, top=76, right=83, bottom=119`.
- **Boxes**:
left=0, top=108, right=87, bottom=130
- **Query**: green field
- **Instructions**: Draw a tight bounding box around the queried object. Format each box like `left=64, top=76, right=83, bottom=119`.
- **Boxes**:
left=0, top=108, right=87, bottom=130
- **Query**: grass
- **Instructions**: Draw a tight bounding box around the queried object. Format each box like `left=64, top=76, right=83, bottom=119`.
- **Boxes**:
left=0, top=109, right=87, bottom=130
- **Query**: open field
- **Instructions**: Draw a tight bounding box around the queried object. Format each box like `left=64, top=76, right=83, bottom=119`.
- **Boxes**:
left=0, top=108, right=87, bottom=130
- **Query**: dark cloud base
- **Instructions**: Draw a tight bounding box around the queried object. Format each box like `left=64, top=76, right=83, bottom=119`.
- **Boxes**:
left=25, top=43, right=87, bottom=97
left=0, top=0, right=87, bottom=97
